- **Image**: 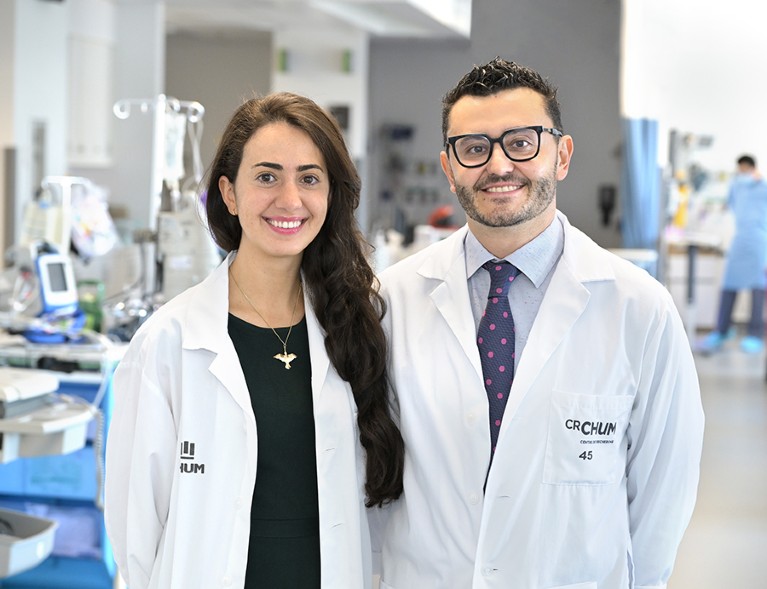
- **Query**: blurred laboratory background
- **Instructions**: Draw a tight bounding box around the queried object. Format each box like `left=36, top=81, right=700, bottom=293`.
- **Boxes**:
left=0, top=0, right=765, bottom=587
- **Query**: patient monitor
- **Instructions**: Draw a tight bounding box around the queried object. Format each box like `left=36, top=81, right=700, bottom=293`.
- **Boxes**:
left=34, top=252, right=79, bottom=317
left=18, top=247, right=86, bottom=343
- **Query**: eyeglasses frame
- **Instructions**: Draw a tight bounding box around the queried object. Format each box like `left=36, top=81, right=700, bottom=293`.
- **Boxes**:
left=445, top=125, right=564, bottom=168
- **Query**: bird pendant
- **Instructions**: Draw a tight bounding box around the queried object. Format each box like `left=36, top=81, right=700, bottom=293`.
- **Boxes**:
left=274, top=352, right=297, bottom=369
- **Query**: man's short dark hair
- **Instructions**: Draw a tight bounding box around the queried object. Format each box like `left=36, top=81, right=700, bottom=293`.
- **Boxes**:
left=737, top=154, right=756, bottom=168
left=441, top=57, right=563, bottom=144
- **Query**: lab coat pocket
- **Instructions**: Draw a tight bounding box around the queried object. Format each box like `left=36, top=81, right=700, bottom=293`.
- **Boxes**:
left=543, top=391, right=633, bottom=485
left=545, top=583, right=597, bottom=589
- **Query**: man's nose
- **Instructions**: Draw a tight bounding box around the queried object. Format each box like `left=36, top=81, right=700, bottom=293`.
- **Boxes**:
left=484, top=142, right=517, bottom=175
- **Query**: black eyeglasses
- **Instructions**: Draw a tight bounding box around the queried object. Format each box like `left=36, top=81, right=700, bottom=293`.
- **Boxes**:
left=445, top=125, right=563, bottom=168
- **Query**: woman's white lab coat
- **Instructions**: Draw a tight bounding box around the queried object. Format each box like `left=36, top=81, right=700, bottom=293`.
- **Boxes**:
left=376, top=212, right=704, bottom=589
left=105, top=254, right=371, bottom=589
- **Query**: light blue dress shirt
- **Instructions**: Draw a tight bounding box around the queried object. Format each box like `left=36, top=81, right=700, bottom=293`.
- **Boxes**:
left=465, top=216, right=564, bottom=370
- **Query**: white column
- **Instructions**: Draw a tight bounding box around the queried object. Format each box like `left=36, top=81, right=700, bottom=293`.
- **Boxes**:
left=110, top=0, right=166, bottom=233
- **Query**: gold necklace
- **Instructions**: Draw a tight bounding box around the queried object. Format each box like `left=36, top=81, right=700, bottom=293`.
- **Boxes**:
left=229, top=266, right=302, bottom=370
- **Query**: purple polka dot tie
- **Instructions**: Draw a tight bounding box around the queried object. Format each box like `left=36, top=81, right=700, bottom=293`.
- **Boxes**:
left=477, top=260, right=520, bottom=455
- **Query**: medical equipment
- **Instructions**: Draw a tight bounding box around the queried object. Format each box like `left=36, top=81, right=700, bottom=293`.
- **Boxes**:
left=113, top=94, right=205, bottom=229
left=3, top=243, right=87, bottom=344
left=19, top=176, right=107, bottom=258
left=18, top=181, right=71, bottom=259
left=0, top=366, right=100, bottom=578
left=112, top=95, right=220, bottom=303
left=0, top=507, right=57, bottom=579
left=0, top=338, right=123, bottom=585
left=157, top=192, right=221, bottom=300
left=34, top=251, right=78, bottom=317
left=0, top=368, right=57, bottom=419
left=9, top=175, right=118, bottom=344
left=0, top=367, right=96, bottom=464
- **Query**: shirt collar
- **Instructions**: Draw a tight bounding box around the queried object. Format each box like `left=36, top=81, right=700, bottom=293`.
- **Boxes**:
left=464, top=217, right=564, bottom=288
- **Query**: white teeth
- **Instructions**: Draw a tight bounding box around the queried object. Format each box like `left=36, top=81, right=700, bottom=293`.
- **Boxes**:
left=268, top=219, right=302, bottom=229
left=486, top=185, right=522, bottom=193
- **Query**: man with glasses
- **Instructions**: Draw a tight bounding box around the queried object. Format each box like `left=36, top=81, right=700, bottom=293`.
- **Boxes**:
left=374, top=58, right=703, bottom=588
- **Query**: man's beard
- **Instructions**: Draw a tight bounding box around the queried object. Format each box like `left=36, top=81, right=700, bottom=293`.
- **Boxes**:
left=455, top=164, right=557, bottom=228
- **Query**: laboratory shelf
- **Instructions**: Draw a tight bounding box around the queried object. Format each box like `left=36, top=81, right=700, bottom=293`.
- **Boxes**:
left=0, top=364, right=118, bottom=589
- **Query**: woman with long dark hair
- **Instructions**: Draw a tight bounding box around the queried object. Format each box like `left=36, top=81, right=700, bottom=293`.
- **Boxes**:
left=105, top=92, right=403, bottom=589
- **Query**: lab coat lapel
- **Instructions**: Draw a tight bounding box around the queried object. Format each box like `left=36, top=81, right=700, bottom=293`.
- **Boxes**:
left=183, top=253, right=252, bottom=416
left=303, top=289, right=331, bottom=399
left=419, top=227, right=483, bottom=380
left=503, top=217, right=601, bottom=422
left=208, top=341, right=250, bottom=415
left=186, top=257, right=330, bottom=408
left=509, top=259, right=589, bottom=413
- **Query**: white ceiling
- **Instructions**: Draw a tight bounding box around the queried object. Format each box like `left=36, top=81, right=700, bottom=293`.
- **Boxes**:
left=165, top=0, right=472, bottom=39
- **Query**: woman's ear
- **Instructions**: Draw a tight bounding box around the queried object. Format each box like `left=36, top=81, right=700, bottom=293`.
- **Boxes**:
left=219, top=176, right=237, bottom=215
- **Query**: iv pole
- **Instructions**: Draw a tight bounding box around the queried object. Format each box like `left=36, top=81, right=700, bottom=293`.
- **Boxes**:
left=111, top=95, right=205, bottom=302
left=112, top=94, right=205, bottom=231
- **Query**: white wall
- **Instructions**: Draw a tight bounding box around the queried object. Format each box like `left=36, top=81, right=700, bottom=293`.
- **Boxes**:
left=165, top=30, right=273, bottom=176
left=0, top=1, right=13, bottom=144
left=106, top=0, right=166, bottom=233
left=0, top=0, right=15, bottom=252
left=368, top=0, right=623, bottom=246
left=67, top=0, right=115, bottom=169
left=11, top=0, right=69, bottom=242
left=623, top=0, right=767, bottom=176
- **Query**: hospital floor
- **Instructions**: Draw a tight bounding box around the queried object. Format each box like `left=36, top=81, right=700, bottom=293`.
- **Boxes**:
left=668, top=337, right=767, bottom=588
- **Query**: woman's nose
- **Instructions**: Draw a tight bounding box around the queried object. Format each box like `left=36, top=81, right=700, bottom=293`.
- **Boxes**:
left=274, top=181, right=303, bottom=210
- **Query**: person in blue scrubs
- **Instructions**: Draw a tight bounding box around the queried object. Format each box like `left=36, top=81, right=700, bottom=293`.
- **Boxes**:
left=698, top=155, right=767, bottom=354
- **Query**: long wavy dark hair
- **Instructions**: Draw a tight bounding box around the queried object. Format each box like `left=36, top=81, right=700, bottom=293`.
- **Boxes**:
left=205, top=92, right=403, bottom=506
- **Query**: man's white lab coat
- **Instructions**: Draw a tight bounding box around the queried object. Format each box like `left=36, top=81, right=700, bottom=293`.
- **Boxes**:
left=376, top=212, right=704, bottom=589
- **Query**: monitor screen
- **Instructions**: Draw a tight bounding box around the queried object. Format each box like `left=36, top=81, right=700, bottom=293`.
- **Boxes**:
left=47, top=262, right=69, bottom=292
left=35, top=253, right=79, bottom=313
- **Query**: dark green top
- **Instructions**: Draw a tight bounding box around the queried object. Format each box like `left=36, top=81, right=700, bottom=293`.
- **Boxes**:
left=228, top=314, right=321, bottom=588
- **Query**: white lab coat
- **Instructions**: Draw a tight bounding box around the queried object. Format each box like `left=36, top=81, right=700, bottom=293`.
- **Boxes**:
left=375, top=212, right=704, bottom=589
left=105, top=253, right=371, bottom=589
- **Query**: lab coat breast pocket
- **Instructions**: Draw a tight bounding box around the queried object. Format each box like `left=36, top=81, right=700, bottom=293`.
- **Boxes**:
left=543, top=391, right=634, bottom=485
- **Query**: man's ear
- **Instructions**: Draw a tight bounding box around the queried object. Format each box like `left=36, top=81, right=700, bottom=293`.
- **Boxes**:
left=556, top=135, right=574, bottom=181
left=440, top=150, right=457, bottom=193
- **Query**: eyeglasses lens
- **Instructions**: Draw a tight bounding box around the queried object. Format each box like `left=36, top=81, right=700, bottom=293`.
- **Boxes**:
left=501, top=128, right=539, bottom=159
left=454, top=128, right=540, bottom=166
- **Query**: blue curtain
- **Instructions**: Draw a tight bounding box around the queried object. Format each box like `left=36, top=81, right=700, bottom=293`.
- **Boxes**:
left=620, top=117, right=660, bottom=249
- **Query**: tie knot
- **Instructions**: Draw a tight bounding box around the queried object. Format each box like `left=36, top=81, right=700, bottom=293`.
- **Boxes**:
left=482, top=260, right=519, bottom=298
